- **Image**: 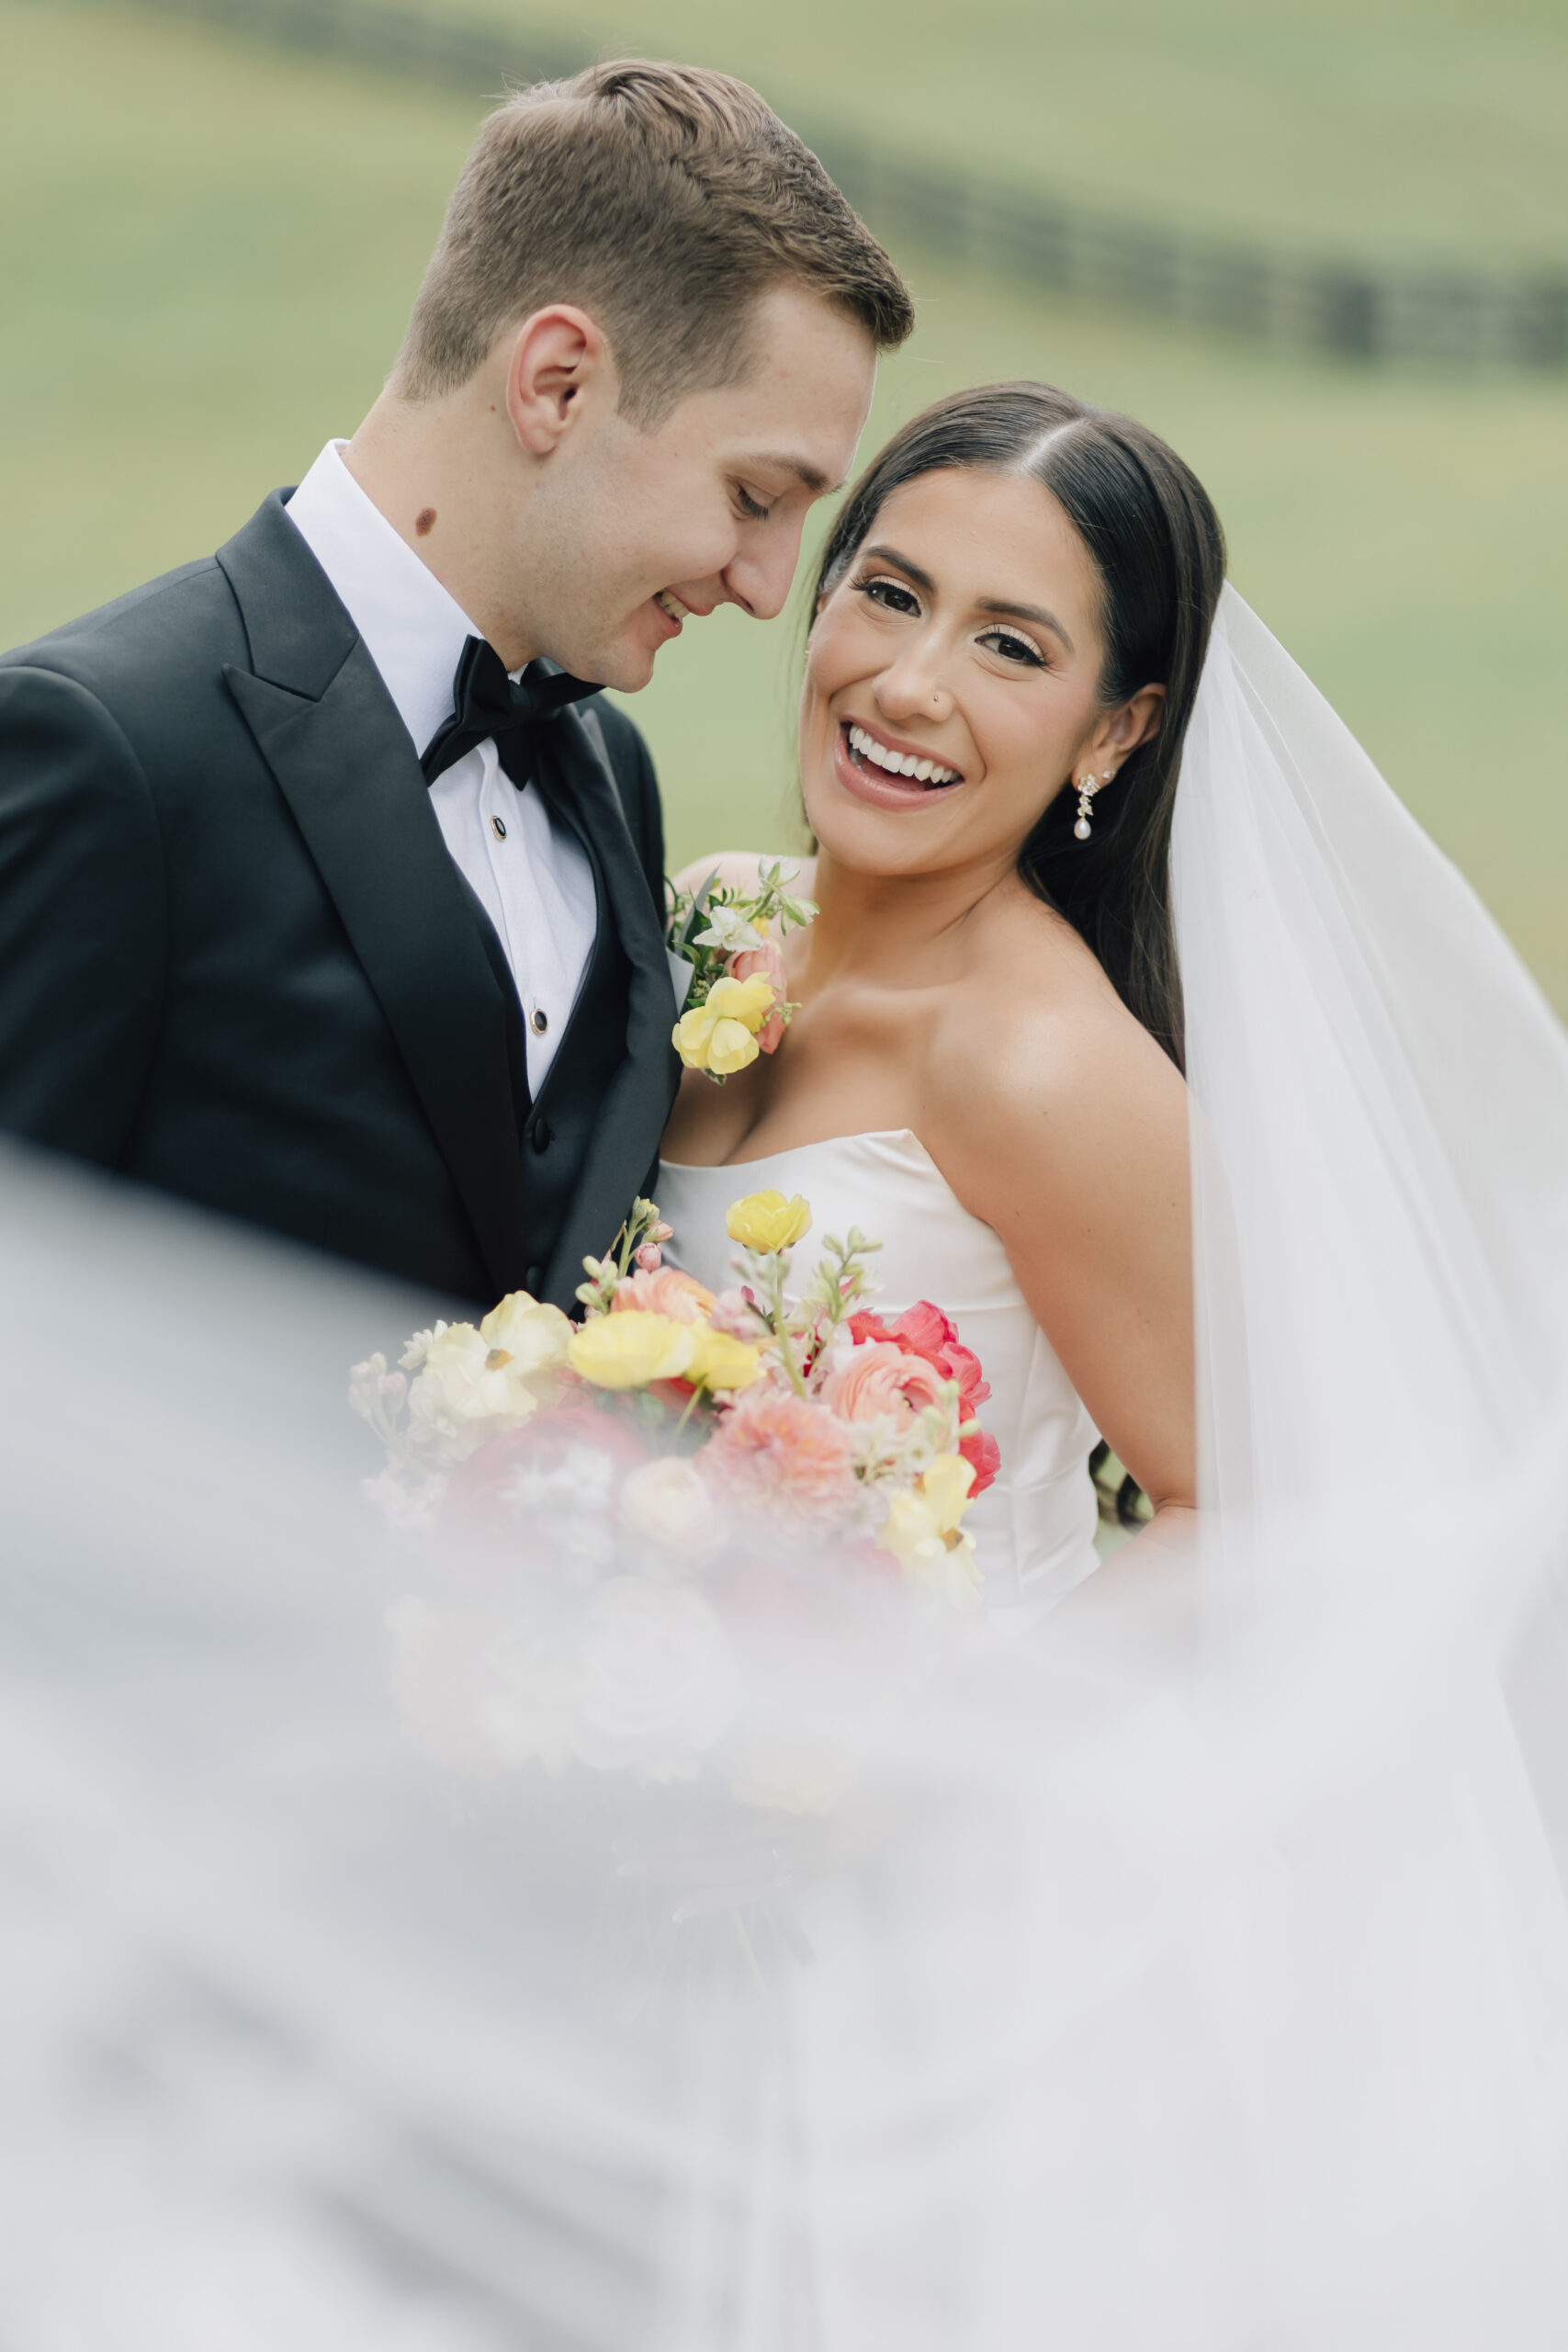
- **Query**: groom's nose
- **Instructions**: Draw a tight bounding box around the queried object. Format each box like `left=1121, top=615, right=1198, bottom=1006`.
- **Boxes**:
left=720, top=517, right=807, bottom=622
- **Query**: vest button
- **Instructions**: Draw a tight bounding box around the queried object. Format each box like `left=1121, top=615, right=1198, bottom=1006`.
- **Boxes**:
left=525, top=1265, right=543, bottom=1294
left=531, top=1117, right=552, bottom=1153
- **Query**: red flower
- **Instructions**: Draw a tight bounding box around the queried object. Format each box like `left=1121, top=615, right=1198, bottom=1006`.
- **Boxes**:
left=846, top=1302, right=999, bottom=1495
left=956, top=1424, right=1002, bottom=1497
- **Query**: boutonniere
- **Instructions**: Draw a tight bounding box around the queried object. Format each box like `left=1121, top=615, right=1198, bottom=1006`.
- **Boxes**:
left=666, top=861, right=817, bottom=1083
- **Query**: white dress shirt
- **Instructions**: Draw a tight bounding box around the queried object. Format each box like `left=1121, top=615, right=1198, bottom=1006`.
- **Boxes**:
left=284, top=441, right=597, bottom=1098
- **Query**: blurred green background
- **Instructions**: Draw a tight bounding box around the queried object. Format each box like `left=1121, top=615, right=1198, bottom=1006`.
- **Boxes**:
left=4, top=0, right=1566, bottom=1004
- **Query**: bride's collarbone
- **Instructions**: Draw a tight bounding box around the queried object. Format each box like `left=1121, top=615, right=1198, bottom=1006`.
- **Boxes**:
left=664, top=1015, right=935, bottom=1171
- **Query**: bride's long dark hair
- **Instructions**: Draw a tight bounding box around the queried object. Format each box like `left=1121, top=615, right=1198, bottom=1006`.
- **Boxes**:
left=813, top=383, right=1226, bottom=1070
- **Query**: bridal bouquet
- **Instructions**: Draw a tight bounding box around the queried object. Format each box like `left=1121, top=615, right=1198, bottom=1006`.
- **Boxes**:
left=666, top=859, right=816, bottom=1080
left=349, top=1192, right=999, bottom=1806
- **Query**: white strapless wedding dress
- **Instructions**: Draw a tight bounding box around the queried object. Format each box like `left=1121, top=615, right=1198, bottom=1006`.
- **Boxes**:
left=658, top=1128, right=1101, bottom=1620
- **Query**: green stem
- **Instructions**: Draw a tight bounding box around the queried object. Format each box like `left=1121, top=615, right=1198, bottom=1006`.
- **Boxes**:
left=769, top=1256, right=809, bottom=1400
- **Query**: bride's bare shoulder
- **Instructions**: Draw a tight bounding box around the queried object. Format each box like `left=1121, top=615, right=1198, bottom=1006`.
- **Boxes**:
left=930, top=897, right=1188, bottom=1217
left=670, top=850, right=818, bottom=898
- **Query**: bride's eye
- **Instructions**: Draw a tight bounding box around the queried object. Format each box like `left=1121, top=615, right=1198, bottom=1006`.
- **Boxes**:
left=977, top=627, right=1045, bottom=668
left=733, top=485, right=773, bottom=522
left=855, top=575, right=921, bottom=616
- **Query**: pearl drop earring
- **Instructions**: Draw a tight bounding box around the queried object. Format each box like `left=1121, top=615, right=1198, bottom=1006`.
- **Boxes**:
left=1074, top=769, right=1113, bottom=842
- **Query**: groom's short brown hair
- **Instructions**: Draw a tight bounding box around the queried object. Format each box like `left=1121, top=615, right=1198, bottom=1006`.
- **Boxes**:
left=394, top=59, right=914, bottom=424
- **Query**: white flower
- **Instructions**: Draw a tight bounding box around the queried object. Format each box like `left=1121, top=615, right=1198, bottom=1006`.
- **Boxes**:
left=347, top=1351, right=388, bottom=1419
left=404, top=1293, right=572, bottom=1463
left=694, top=905, right=766, bottom=956
left=573, top=1577, right=737, bottom=1782
left=478, top=1609, right=586, bottom=1778
left=362, top=1464, right=447, bottom=1532
left=617, top=1456, right=726, bottom=1570
left=502, top=1444, right=621, bottom=1574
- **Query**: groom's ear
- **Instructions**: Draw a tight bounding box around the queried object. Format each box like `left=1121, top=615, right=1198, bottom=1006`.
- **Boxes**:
left=503, top=305, right=615, bottom=458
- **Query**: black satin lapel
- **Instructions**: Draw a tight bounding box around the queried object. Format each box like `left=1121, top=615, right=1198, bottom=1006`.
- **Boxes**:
left=536, top=703, right=681, bottom=1295
left=223, top=646, right=530, bottom=1301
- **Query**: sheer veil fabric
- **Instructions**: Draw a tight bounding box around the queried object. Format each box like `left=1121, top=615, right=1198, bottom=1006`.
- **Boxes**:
left=3, top=592, right=1568, bottom=2345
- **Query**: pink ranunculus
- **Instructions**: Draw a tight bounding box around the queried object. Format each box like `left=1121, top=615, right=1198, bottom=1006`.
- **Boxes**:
left=821, top=1340, right=950, bottom=1426
left=845, top=1303, right=998, bottom=1493
left=634, top=1242, right=663, bottom=1272
left=730, top=941, right=788, bottom=1056
left=847, top=1302, right=991, bottom=1412
left=701, top=1387, right=862, bottom=1532
left=611, top=1266, right=716, bottom=1324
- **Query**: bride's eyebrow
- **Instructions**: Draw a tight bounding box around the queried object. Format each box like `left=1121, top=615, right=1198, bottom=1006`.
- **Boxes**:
left=861, top=545, right=1074, bottom=653
left=862, top=543, right=934, bottom=593
left=976, top=595, right=1075, bottom=654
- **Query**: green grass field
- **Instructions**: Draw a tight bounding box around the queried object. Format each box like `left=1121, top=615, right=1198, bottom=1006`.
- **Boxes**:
left=4, top=0, right=1567, bottom=1006
left=393, top=0, right=1568, bottom=265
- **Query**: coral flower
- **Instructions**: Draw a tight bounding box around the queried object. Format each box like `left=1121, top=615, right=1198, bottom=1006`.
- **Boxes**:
left=702, top=1386, right=862, bottom=1531
left=847, top=1301, right=999, bottom=1494
left=822, top=1340, right=950, bottom=1425
left=730, top=940, right=788, bottom=1055
left=612, top=1265, right=716, bottom=1324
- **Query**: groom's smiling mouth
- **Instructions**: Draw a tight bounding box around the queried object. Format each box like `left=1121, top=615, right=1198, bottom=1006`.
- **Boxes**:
left=837, top=717, right=964, bottom=806
left=654, top=588, right=697, bottom=634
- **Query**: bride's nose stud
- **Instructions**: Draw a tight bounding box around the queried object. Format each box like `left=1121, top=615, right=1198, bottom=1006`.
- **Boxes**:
left=845, top=721, right=962, bottom=787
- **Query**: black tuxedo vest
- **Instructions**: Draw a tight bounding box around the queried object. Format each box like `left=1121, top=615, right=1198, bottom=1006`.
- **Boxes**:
left=0, top=492, right=681, bottom=1308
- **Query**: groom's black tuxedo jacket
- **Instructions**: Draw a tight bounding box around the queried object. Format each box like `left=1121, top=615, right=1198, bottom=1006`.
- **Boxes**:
left=0, top=492, right=681, bottom=1307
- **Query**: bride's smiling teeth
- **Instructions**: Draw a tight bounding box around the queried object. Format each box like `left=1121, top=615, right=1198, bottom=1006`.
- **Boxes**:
left=845, top=721, right=962, bottom=787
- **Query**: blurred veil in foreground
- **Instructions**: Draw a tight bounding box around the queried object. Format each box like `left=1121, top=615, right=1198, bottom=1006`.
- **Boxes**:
left=4, top=590, right=1568, bottom=2347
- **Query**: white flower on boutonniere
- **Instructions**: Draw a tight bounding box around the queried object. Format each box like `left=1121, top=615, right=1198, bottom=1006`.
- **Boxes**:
left=693, top=903, right=766, bottom=956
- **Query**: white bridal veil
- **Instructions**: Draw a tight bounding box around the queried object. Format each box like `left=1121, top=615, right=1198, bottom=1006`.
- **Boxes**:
left=3, top=589, right=1568, bottom=2347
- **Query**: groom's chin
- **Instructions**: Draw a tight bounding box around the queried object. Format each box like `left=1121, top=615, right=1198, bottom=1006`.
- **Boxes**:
left=588, top=635, right=661, bottom=696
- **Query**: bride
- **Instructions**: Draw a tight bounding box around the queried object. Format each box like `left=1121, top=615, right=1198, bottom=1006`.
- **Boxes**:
left=660, top=381, right=1215, bottom=1613
left=645, top=381, right=1568, bottom=2337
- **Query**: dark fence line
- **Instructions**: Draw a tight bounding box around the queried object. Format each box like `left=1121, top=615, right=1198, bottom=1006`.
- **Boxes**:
left=110, top=0, right=1568, bottom=376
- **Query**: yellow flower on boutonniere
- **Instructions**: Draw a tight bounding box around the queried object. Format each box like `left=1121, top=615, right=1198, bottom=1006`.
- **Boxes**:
left=878, top=1454, right=983, bottom=1609
left=725, top=1190, right=811, bottom=1254
left=569, top=1309, right=696, bottom=1390
left=672, top=973, right=779, bottom=1076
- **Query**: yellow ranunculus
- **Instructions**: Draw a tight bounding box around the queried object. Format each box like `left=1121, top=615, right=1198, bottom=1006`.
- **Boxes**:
left=672, top=974, right=779, bottom=1073
left=725, top=1189, right=812, bottom=1254
left=706, top=1018, right=761, bottom=1077
left=570, top=1310, right=696, bottom=1390
left=878, top=1454, right=983, bottom=1609
left=684, top=1325, right=763, bottom=1392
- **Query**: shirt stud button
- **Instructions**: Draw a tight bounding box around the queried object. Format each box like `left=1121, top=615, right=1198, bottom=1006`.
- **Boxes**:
left=491, top=814, right=507, bottom=841
left=529, top=1004, right=548, bottom=1035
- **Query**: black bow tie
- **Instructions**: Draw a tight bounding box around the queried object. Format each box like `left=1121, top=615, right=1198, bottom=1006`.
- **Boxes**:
left=420, top=636, right=600, bottom=787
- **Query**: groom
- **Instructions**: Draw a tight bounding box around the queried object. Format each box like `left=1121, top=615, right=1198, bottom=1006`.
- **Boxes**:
left=0, top=61, right=909, bottom=1307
